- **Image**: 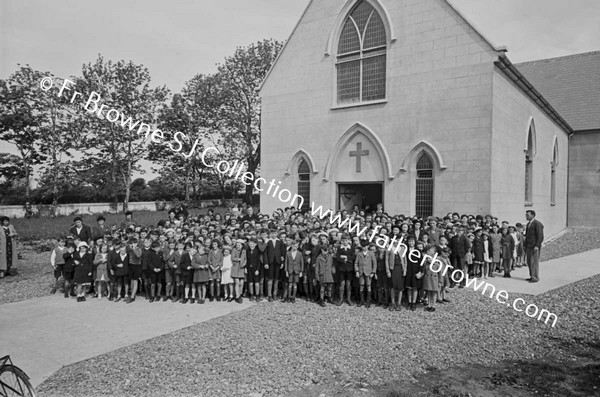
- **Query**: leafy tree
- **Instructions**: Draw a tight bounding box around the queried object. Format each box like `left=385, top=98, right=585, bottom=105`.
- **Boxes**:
left=0, top=65, right=48, bottom=198
left=74, top=55, right=169, bottom=210
left=149, top=74, right=224, bottom=201
left=217, top=39, right=283, bottom=204
left=0, top=153, right=26, bottom=203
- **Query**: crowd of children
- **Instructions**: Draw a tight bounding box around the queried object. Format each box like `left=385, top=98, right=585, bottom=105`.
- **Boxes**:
left=48, top=205, right=527, bottom=312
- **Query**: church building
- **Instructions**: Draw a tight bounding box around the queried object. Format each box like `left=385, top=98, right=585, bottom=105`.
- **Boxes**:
left=259, top=0, right=587, bottom=238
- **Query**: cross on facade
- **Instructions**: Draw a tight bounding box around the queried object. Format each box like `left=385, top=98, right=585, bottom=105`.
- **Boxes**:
left=349, top=142, right=369, bottom=173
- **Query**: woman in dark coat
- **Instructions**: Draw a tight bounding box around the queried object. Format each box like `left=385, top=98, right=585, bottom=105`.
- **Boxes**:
left=0, top=216, right=18, bottom=278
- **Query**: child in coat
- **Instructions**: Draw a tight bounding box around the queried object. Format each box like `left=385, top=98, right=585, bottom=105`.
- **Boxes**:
left=93, top=244, right=109, bottom=299
left=421, top=244, right=439, bottom=312
left=284, top=240, right=304, bottom=303
left=192, top=245, right=209, bottom=304
left=208, top=240, right=223, bottom=301
left=180, top=242, right=194, bottom=303
left=437, top=247, right=451, bottom=303
left=73, top=242, right=93, bottom=302
left=355, top=242, right=377, bottom=308
left=50, top=238, right=67, bottom=294
left=163, top=241, right=177, bottom=301
left=62, top=242, right=77, bottom=298
left=316, top=244, right=334, bottom=306
left=230, top=239, right=247, bottom=304
left=221, top=246, right=234, bottom=302
left=404, top=236, right=423, bottom=311
left=375, top=246, right=389, bottom=308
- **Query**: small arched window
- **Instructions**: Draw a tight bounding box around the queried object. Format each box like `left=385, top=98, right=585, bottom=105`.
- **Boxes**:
left=337, top=0, right=387, bottom=104
left=550, top=142, right=558, bottom=205
left=416, top=152, right=434, bottom=218
left=525, top=123, right=535, bottom=203
left=297, top=159, right=310, bottom=211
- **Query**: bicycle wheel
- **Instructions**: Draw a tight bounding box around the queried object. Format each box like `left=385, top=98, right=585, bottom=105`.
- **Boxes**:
left=0, top=364, right=36, bottom=397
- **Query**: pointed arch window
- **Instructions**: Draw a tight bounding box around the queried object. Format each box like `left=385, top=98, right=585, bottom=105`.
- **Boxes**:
left=525, top=123, right=535, bottom=204
left=336, top=0, right=387, bottom=104
left=297, top=159, right=311, bottom=211
left=416, top=153, right=434, bottom=218
left=550, top=142, right=558, bottom=205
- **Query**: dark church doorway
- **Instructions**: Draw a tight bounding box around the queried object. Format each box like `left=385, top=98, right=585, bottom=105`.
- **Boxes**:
left=337, top=183, right=383, bottom=212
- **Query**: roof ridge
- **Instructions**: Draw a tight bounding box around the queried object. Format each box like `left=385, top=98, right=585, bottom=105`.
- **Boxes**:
left=516, top=50, right=600, bottom=66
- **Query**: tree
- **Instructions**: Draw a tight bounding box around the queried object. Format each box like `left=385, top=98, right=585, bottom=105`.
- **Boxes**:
left=217, top=39, right=283, bottom=204
left=74, top=55, right=169, bottom=210
left=0, top=153, right=26, bottom=204
left=150, top=74, right=225, bottom=201
left=0, top=65, right=48, bottom=198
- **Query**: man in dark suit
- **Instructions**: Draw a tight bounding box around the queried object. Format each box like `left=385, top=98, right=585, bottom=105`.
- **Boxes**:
left=524, top=210, right=544, bottom=283
left=68, top=217, right=92, bottom=243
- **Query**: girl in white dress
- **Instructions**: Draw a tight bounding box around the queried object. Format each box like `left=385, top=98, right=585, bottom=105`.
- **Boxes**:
left=221, top=246, right=234, bottom=302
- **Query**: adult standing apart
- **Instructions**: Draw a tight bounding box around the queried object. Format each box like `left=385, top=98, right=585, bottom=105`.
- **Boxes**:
left=68, top=216, right=92, bottom=243
left=0, top=216, right=18, bottom=278
left=524, top=210, right=544, bottom=283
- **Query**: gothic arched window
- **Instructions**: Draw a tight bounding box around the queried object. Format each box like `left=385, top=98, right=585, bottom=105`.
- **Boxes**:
left=297, top=159, right=310, bottom=211
left=525, top=122, right=535, bottom=203
left=551, top=142, right=558, bottom=205
left=337, top=0, right=387, bottom=104
left=416, top=153, right=434, bottom=218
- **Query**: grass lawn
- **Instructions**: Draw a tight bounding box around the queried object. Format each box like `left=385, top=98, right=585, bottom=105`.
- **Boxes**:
left=9, top=208, right=229, bottom=241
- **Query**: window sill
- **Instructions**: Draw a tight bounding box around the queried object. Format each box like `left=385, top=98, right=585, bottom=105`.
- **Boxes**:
left=524, top=202, right=533, bottom=207
left=331, top=99, right=387, bottom=110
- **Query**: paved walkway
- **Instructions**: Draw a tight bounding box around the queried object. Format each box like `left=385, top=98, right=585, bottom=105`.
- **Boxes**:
left=0, top=295, right=253, bottom=387
left=470, top=248, right=600, bottom=295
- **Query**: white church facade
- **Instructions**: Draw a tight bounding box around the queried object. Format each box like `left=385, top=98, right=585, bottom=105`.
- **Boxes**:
left=259, top=0, right=572, bottom=237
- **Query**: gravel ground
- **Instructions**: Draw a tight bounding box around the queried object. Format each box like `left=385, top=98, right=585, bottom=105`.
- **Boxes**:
left=0, top=243, right=54, bottom=305
left=37, top=272, right=600, bottom=397
left=540, top=227, right=600, bottom=261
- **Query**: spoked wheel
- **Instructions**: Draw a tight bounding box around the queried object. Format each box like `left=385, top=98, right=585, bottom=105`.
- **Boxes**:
left=0, top=365, right=36, bottom=397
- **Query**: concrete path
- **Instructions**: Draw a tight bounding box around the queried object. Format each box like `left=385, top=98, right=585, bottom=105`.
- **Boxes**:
left=0, top=295, right=253, bottom=387
left=472, top=248, right=600, bottom=295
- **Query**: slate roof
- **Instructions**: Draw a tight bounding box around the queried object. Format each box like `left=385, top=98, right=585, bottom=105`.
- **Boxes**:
left=516, top=51, right=600, bottom=132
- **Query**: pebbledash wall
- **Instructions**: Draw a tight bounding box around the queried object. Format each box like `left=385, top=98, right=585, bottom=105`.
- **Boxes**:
left=491, top=68, right=569, bottom=237
left=568, top=131, right=600, bottom=227
left=259, top=0, right=569, bottom=236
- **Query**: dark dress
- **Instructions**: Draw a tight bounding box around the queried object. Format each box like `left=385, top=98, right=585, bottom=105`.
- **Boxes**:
left=180, top=252, right=194, bottom=284
left=390, top=253, right=405, bottom=290
left=405, top=249, right=424, bottom=289
left=73, top=252, right=93, bottom=285
left=63, top=251, right=75, bottom=281
left=3, top=227, right=12, bottom=270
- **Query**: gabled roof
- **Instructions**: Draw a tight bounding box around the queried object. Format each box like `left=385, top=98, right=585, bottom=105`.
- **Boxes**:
left=260, top=0, right=505, bottom=93
left=516, top=51, right=600, bottom=132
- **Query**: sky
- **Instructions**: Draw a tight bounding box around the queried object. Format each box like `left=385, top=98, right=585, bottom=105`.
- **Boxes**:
left=1, top=0, right=599, bottom=180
